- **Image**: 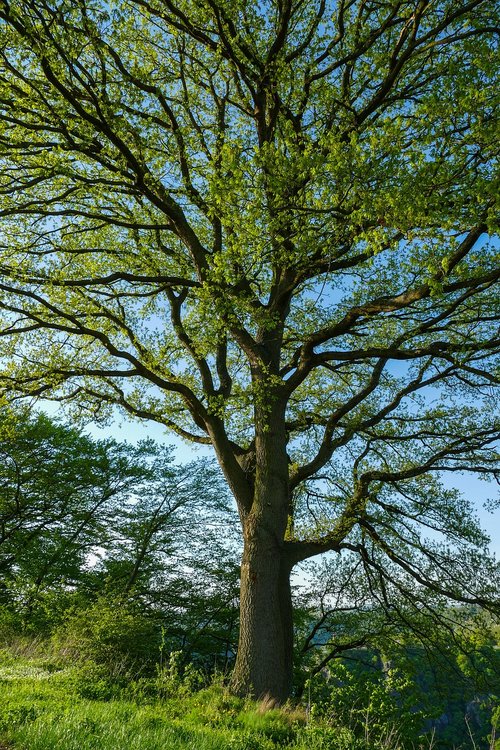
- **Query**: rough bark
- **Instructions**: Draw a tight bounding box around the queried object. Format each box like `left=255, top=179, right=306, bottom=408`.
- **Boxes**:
left=230, top=383, right=295, bottom=701
left=230, top=527, right=294, bottom=701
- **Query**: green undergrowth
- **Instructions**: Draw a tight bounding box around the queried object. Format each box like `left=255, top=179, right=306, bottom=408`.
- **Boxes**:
left=4, top=646, right=493, bottom=750
left=0, top=654, right=333, bottom=750
left=0, top=651, right=414, bottom=750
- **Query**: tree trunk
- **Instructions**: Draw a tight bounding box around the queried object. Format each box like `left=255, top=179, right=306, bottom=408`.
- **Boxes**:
left=230, top=384, right=294, bottom=702
left=230, top=529, right=294, bottom=702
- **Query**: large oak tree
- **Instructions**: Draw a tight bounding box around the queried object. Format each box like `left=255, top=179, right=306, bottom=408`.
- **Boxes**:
left=0, top=0, right=498, bottom=700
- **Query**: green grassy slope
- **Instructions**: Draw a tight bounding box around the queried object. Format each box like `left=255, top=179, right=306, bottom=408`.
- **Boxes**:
left=0, top=656, right=349, bottom=750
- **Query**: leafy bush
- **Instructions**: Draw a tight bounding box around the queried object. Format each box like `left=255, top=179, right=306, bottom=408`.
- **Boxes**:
left=307, top=662, right=428, bottom=748
left=0, top=605, right=22, bottom=644
left=52, top=595, right=160, bottom=671
left=63, top=662, right=122, bottom=701
left=125, top=650, right=206, bottom=704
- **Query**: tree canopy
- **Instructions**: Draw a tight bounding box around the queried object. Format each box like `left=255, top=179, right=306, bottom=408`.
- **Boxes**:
left=0, top=0, right=498, bottom=699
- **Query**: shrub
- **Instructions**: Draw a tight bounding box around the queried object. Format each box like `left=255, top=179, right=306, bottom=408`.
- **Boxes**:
left=0, top=605, right=19, bottom=639
left=52, top=595, right=160, bottom=672
left=307, top=663, right=427, bottom=748
left=63, top=662, right=122, bottom=701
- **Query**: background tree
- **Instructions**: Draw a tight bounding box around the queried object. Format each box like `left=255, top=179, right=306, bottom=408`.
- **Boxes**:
left=0, top=407, right=239, bottom=664
left=0, top=0, right=498, bottom=700
left=0, top=407, right=148, bottom=607
left=89, top=454, right=241, bottom=669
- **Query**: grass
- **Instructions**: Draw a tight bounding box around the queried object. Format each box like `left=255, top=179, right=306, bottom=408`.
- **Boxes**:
left=0, top=655, right=355, bottom=750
